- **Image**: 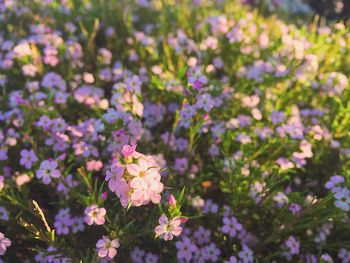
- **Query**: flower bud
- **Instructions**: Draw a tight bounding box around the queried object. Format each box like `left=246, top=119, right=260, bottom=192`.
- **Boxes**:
left=101, top=191, right=108, bottom=201
left=122, top=144, right=137, bottom=163
left=169, top=194, right=176, bottom=206
left=180, top=217, right=188, bottom=224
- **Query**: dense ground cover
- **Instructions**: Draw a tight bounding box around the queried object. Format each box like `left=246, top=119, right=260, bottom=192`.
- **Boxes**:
left=0, top=0, right=350, bottom=262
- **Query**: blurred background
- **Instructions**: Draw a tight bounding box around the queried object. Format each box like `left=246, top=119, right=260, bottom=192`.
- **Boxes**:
left=237, top=0, right=349, bottom=20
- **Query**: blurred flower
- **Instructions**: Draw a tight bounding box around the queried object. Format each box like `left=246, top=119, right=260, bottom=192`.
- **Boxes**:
left=0, top=232, right=11, bottom=256
left=0, top=176, right=4, bottom=191
left=20, top=149, right=38, bottom=169
left=238, top=245, right=254, bottom=263
left=221, top=216, right=243, bottom=237
left=176, top=237, right=197, bottom=261
left=0, top=207, right=9, bottom=221
left=285, top=236, right=300, bottom=255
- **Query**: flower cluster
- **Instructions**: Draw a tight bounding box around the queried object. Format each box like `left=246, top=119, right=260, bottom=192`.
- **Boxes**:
left=106, top=145, right=164, bottom=207
left=0, top=0, right=349, bottom=262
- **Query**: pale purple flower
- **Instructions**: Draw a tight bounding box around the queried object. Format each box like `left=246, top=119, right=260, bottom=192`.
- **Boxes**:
left=276, top=157, right=294, bottom=171
left=176, top=237, right=197, bottom=261
left=221, top=216, right=243, bottom=237
left=227, top=27, right=244, bottom=43
left=314, top=223, right=333, bottom=243
left=105, top=162, right=125, bottom=192
left=54, top=91, right=69, bottom=104
left=36, top=115, right=52, bottom=130
left=334, top=187, right=350, bottom=211
left=96, top=235, right=120, bottom=259
left=292, top=152, right=306, bottom=168
left=131, top=247, right=145, bottom=263
left=238, top=245, right=253, bottom=263
left=213, top=57, right=224, bottom=69
left=270, top=111, right=285, bottom=124
left=228, top=255, right=238, bottom=263
left=338, top=248, right=350, bottom=263
left=203, top=243, right=221, bottom=261
left=105, top=26, right=115, bottom=36
left=289, top=203, right=301, bottom=215
left=57, top=174, right=78, bottom=195
left=208, top=144, right=220, bottom=157
left=175, top=138, right=188, bottom=152
left=71, top=216, right=85, bottom=233
left=194, top=247, right=209, bottom=262
left=34, top=246, right=68, bottom=262
left=0, top=148, right=8, bottom=161
left=196, top=93, right=215, bottom=112
left=84, top=204, right=106, bottom=225
left=41, top=72, right=66, bottom=91
left=54, top=208, right=74, bottom=235
left=194, top=226, right=211, bottom=245
left=203, top=199, right=219, bottom=214
left=0, top=207, right=9, bottom=221
left=173, top=158, right=188, bottom=174
left=145, top=252, right=159, bottom=263
left=285, top=236, right=300, bottom=255
left=105, top=162, right=129, bottom=207
left=325, top=175, right=344, bottom=191
left=238, top=115, right=252, bottom=127
left=187, top=68, right=207, bottom=90
left=321, top=253, right=333, bottom=262
left=36, top=159, right=61, bottom=184
left=20, top=149, right=38, bottom=169
left=273, top=192, right=289, bottom=207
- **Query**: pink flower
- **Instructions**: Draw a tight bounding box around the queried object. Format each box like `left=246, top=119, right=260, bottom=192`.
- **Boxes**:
left=96, top=235, right=120, bottom=259
left=127, top=158, right=164, bottom=206
left=276, top=157, right=294, bottom=171
left=127, top=158, right=160, bottom=190
left=155, top=214, right=183, bottom=241
left=84, top=204, right=106, bottom=225
left=0, top=232, right=11, bottom=256
left=0, top=176, right=4, bottom=191
left=13, top=42, right=32, bottom=58
left=86, top=160, right=103, bottom=171
left=16, top=173, right=31, bottom=187
left=105, top=147, right=164, bottom=207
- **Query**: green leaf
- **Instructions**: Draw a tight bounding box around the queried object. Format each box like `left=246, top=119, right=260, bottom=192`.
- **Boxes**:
left=177, top=187, right=186, bottom=205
